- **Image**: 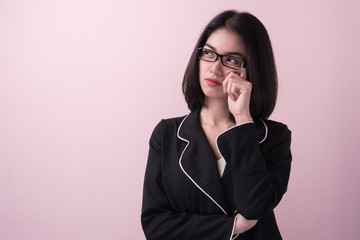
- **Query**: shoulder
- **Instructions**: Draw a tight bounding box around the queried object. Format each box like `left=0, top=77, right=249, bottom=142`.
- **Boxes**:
left=152, top=115, right=187, bottom=133
left=148, top=114, right=188, bottom=151
left=150, top=114, right=188, bottom=140
left=161, top=115, right=188, bottom=129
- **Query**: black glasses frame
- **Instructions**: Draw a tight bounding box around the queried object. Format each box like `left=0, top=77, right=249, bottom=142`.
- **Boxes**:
left=197, top=47, right=245, bottom=70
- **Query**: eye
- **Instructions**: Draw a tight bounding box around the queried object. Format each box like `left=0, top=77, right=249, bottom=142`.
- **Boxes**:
left=203, top=49, right=214, bottom=56
left=226, top=57, right=239, bottom=64
left=225, top=56, right=243, bottom=67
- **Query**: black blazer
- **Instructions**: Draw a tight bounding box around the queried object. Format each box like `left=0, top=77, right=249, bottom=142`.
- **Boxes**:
left=141, top=110, right=292, bottom=240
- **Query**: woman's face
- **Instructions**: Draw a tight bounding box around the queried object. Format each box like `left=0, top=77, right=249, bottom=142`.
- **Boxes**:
left=199, top=28, right=246, bottom=101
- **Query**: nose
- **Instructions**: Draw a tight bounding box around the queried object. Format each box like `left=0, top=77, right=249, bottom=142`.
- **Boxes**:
left=209, top=57, right=223, bottom=76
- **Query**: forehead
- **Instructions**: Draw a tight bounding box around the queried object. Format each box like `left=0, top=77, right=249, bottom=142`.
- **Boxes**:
left=205, top=28, right=246, bottom=56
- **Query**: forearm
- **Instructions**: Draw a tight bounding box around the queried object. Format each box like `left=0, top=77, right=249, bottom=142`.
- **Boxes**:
left=141, top=210, right=237, bottom=240
left=217, top=122, right=292, bottom=219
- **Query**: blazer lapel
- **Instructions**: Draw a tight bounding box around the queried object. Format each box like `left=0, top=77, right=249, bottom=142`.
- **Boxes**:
left=177, top=110, right=230, bottom=215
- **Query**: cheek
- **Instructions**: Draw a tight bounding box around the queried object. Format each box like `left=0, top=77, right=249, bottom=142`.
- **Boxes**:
left=198, top=61, right=208, bottom=78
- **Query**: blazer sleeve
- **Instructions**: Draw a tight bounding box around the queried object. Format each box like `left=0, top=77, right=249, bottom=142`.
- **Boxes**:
left=217, top=121, right=292, bottom=220
left=141, top=121, right=238, bottom=240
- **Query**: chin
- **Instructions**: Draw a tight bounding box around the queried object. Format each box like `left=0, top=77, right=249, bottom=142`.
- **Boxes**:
left=203, top=91, right=227, bottom=101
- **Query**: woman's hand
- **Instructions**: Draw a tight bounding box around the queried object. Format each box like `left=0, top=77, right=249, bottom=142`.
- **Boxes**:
left=234, top=213, right=258, bottom=234
left=222, top=68, right=253, bottom=124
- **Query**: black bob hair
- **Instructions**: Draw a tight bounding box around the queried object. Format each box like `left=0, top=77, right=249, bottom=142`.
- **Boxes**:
left=182, top=10, right=278, bottom=120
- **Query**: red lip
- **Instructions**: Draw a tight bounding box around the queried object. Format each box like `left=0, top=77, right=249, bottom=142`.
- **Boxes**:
left=205, top=78, right=221, bottom=86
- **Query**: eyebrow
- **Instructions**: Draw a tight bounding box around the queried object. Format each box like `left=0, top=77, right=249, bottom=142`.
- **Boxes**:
left=204, top=43, right=245, bottom=58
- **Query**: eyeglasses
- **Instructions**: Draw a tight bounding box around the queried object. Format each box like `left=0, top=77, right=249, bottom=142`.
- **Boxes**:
left=197, top=47, right=245, bottom=70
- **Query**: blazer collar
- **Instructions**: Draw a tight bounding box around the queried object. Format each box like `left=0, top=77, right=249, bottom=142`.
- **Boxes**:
left=177, top=110, right=268, bottom=215
left=178, top=110, right=267, bottom=147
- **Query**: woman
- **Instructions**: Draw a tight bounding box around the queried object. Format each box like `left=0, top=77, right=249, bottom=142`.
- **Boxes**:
left=141, top=10, right=292, bottom=240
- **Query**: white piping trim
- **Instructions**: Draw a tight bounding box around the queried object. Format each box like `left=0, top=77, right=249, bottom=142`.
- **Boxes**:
left=230, top=214, right=240, bottom=240
left=232, top=233, right=240, bottom=240
left=215, top=121, right=254, bottom=166
left=215, top=119, right=268, bottom=156
left=177, top=114, right=227, bottom=215
left=230, top=210, right=240, bottom=240
left=259, top=119, right=268, bottom=144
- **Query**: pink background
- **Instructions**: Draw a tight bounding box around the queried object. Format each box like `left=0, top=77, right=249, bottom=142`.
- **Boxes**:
left=1, top=0, right=359, bottom=239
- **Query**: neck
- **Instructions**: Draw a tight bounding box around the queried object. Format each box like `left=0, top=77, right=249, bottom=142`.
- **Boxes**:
left=200, top=98, right=233, bottom=126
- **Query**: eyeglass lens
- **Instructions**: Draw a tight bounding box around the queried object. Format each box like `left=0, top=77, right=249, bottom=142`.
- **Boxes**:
left=199, top=48, right=244, bottom=69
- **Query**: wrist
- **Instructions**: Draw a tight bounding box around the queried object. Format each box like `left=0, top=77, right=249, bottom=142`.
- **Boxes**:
left=233, top=213, right=258, bottom=234
left=234, top=115, right=253, bottom=125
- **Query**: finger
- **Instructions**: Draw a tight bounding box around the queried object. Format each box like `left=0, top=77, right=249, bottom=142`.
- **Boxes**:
left=229, top=93, right=236, bottom=102
left=223, top=71, right=235, bottom=93
left=223, top=73, right=232, bottom=94
left=230, top=92, right=237, bottom=102
left=229, top=82, right=239, bottom=101
left=225, top=80, right=233, bottom=100
left=231, top=82, right=240, bottom=99
left=222, top=77, right=228, bottom=93
left=227, top=77, right=233, bottom=95
left=240, top=68, right=247, bottom=79
left=232, top=70, right=241, bottom=76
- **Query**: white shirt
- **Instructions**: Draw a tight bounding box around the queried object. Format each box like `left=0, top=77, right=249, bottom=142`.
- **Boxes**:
left=217, top=158, right=226, bottom=177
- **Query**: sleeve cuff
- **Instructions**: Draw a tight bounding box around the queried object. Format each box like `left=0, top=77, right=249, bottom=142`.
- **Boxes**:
left=230, top=214, right=240, bottom=240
